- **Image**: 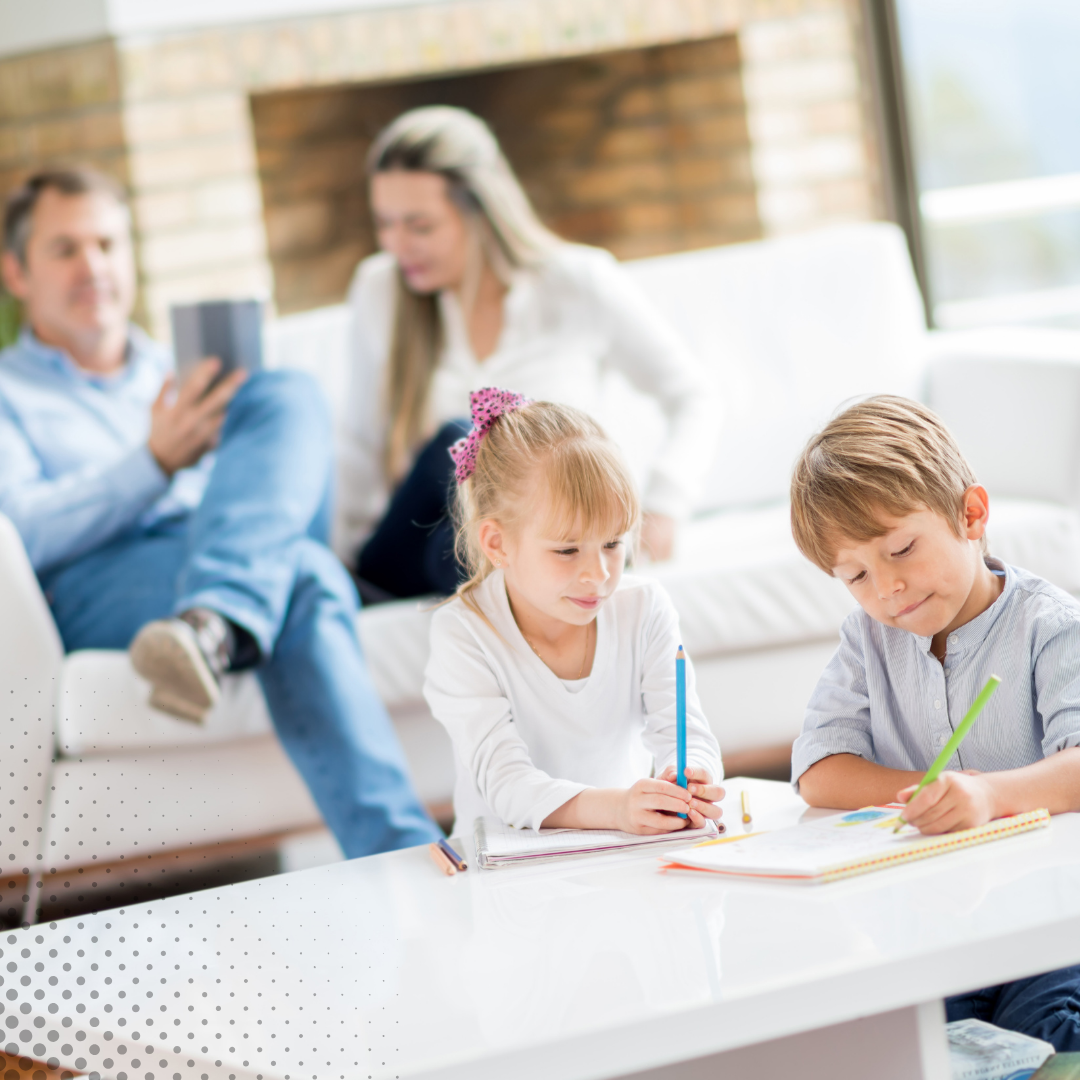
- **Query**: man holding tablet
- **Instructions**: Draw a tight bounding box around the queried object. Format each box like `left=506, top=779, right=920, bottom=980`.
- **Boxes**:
left=0, top=166, right=439, bottom=857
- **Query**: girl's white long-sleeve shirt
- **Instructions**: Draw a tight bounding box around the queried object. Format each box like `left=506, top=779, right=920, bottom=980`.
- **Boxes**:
left=423, top=570, right=724, bottom=832
left=335, top=244, right=718, bottom=559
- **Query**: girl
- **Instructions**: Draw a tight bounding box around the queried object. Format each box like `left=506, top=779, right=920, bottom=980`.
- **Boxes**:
left=423, top=387, right=724, bottom=834
left=337, top=105, right=717, bottom=600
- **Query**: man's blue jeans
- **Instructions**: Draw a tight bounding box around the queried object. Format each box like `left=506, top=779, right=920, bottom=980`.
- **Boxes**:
left=947, top=965, right=1080, bottom=1051
left=40, top=370, right=440, bottom=858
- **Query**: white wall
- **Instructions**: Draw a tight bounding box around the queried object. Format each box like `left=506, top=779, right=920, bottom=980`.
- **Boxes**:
left=0, top=0, right=110, bottom=58
left=0, top=0, right=442, bottom=59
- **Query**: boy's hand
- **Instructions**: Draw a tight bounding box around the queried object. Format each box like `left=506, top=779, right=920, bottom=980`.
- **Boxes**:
left=657, top=765, right=725, bottom=828
left=896, top=771, right=998, bottom=834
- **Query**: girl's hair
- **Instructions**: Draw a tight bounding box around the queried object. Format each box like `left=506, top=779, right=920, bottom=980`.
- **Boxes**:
left=452, top=401, right=641, bottom=617
left=367, top=105, right=563, bottom=479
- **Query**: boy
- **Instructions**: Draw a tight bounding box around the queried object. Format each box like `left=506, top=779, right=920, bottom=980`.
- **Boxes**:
left=789, top=395, right=1080, bottom=1051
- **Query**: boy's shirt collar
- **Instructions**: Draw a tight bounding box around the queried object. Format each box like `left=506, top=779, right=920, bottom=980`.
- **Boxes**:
left=913, top=556, right=1012, bottom=660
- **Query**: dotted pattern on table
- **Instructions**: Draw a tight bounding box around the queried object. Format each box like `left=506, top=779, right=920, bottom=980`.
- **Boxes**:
left=0, top=883, right=406, bottom=1080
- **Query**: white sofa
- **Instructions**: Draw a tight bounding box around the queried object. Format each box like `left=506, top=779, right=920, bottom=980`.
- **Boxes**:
left=5, top=222, right=1080, bottom=902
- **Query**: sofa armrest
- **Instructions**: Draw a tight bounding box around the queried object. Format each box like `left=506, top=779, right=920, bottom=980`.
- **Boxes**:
left=0, top=514, right=63, bottom=890
left=926, top=328, right=1080, bottom=510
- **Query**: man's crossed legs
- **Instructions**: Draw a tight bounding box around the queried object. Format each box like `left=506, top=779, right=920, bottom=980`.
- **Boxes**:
left=40, top=369, right=440, bottom=857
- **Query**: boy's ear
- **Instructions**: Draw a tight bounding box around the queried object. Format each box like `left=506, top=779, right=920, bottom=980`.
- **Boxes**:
left=962, top=484, right=990, bottom=540
left=477, top=519, right=508, bottom=566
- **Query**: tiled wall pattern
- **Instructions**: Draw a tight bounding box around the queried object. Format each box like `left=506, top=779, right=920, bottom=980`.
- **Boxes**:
left=0, top=0, right=884, bottom=343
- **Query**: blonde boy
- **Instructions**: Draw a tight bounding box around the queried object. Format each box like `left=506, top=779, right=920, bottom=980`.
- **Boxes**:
left=789, top=395, right=1080, bottom=1050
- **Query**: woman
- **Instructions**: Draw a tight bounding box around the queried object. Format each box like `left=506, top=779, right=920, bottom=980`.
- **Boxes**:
left=337, top=105, right=717, bottom=600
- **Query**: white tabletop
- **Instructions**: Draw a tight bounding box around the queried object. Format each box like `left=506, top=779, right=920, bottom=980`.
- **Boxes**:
left=7, top=779, right=1080, bottom=1080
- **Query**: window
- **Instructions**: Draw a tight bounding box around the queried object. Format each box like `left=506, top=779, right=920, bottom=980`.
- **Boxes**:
left=894, top=0, right=1080, bottom=328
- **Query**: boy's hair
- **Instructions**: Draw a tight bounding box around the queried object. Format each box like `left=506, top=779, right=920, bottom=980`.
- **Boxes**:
left=790, top=395, right=980, bottom=573
left=3, top=166, right=128, bottom=266
left=453, top=400, right=641, bottom=616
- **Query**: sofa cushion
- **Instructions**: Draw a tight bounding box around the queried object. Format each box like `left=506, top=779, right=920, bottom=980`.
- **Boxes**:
left=619, top=222, right=928, bottom=514
left=641, top=503, right=856, bottom=656
left=56, top=599, right=435, bottom=756
left=44, top=737, right=322, bottom=863
left=982, top=497, right=1080, bottom=594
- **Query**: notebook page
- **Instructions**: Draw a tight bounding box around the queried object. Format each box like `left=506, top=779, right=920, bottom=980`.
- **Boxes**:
left=667, top=807, right=1050, bottom=880
left=477, top=817, right=718, bottom=859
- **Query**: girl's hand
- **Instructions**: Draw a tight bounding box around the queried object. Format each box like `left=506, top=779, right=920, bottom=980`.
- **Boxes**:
left=658, top=765, right=725, bottom=828
left=616, top=778, right=695, bottom=834
left=896, top=771, right=997, bottom=834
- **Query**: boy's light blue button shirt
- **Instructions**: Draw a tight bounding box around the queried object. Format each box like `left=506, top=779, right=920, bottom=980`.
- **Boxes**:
left=0, top=326, right=211, bottom=572
left=792, top=559, right=1080, bottom=789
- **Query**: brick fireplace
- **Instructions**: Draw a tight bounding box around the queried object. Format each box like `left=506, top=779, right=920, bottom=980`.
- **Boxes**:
left=254, top=35, right=761, bottom=313
left=0, top=0, right=886, bottom=336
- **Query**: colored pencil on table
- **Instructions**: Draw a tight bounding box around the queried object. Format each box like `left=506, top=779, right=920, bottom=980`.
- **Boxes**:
left=677, top=645, right=688, bottom=819
left=437, top=837, right=467, bottom=871
left=428, top=842, right=457, bottom=876
left=741, top=790, right=752, bottom=826
left=893, top=674, right=1001, bottom=833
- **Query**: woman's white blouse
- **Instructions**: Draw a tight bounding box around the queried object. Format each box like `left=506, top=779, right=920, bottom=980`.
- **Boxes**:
left=336, top=244, right=718, bottom=558
left=423, top=570, right=724, bottom=832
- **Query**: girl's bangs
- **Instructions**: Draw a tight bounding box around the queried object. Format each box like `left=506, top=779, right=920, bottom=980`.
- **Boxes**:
left=539, top=442, right=640, bottom=541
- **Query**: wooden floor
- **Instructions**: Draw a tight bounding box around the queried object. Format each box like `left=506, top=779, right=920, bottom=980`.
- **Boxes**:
left=0, top=1052, right=77, bottom=1079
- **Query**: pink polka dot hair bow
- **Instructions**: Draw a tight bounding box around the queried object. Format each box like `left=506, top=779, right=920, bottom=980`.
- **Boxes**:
left=449, top=387, right=532, bottom=484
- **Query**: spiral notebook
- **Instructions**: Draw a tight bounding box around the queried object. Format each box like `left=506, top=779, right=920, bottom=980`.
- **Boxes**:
left=473, top=816, right=722, bottom=870
left=661, top=806, right=1050, bottom=883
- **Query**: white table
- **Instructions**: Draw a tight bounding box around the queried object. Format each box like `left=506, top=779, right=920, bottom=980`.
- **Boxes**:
left=7, top=779, right=1080, bottom=1080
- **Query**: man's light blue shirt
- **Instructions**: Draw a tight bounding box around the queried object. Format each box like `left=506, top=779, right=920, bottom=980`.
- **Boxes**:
left=792, top=559, right=1080, bottom=789
left=0, top=326, right=211, bottom=572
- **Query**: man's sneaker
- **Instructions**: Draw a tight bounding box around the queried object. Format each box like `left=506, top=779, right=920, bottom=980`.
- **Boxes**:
left=129, top=608, right=231, bottom=723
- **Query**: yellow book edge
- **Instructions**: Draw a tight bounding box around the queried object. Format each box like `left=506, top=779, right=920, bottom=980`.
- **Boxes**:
left=663, top=808, right=1051, bottom=883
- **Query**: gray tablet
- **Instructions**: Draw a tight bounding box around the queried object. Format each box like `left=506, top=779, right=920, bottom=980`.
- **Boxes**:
left=171, top=299, right=264, bottom=388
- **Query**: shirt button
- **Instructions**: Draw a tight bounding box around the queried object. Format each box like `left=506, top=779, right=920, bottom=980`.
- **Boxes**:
left=934, top=699, right=942, bottom=709
left=950, top=634, right=959, bottom=645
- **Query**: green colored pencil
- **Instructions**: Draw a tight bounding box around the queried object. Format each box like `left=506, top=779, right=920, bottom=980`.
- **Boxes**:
left=893, top=674, right=1001, bottom=832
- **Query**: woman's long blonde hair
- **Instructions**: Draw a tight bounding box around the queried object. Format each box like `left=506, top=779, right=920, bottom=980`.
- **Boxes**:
left=367, top=106, right=563, bottom=479
left=452, top=400, right=641, bottom=619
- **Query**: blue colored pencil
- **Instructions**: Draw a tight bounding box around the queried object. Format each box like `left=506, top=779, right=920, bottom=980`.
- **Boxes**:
left=677, top=645, right=687, bottom=819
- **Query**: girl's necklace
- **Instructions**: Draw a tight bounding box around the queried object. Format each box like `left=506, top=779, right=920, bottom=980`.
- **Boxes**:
left=528, top=620, right=592, bottom=680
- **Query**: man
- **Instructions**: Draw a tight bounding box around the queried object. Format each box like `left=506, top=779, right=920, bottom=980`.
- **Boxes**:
left=0, top=167, right=440, bottom=857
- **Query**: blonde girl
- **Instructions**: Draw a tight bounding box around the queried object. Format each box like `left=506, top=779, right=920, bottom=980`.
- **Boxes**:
left=422, top=387, right=724, bottom=834
left=337, top=105, right=717, bottom=601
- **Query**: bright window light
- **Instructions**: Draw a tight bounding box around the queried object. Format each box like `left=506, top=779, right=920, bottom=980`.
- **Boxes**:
left=896, top=0, right=1080, bottom=328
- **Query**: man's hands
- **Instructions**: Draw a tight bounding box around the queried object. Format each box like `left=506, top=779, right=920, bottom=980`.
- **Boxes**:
left=897, top=771, right=997, bottom=835
left=148, top=358, right=246, bottom=476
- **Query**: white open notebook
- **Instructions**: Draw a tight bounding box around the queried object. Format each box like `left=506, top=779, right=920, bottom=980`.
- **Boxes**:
left=473, top=816, right=722, bottom=869
left=661, top=807, right=1051, bottom=883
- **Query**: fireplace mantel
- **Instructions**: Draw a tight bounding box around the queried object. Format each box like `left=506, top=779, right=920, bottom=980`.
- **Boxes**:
left=0, top=0, right=884, bottom=335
